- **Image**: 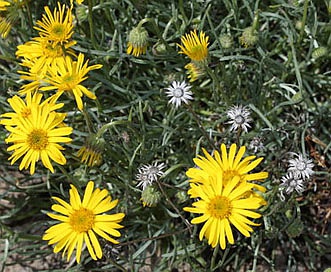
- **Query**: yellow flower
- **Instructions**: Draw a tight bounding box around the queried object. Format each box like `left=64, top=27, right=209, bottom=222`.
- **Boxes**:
left=43, top=181, right=125, bottom=263
left=0, top=93, right=42, bottom=132
left=34, top=2, right=74, bottom=46
left=77, top=134, right=105, bottom=167
left=184, top=175, right=266, bottom=249
left=186, top=143, right=268, bottom=197
left=178, top=29, right=209, bottom=63
left=16, top=37, right=76, bottom=66
left=40, top=53, right=102, bottom=110
left=0, top=1, right=10, bottom=11
left=127, top=26, right=149, bottom=57
left=2, top=95, right=72, bottom=174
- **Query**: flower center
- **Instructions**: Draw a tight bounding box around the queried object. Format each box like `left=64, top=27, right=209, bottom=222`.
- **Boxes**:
left=191, top=45, right=206, bottom=60
left=27, top=129, right=49, bottom=150
left=69, top=208, right=95, bottom=233
left=173, top=88, right=184, bottom=98
left=61, top=74, right=77, bottom=90
left=289, top=179, right=297, bottom=188
left=21, top=108, right=31, bottom=118
left=148, top=166, right=159, bottom=175
left=208, top=195, right=232, bottom=219
left=296, top=161, right=306, bottom=171
left=234, top=115, right=245, bottom=124
left=51, top=24, right=66, bottom=39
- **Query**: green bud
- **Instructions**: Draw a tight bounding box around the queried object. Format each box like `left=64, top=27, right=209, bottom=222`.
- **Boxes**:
left=141, top=186, right=161, bottom=207
left=219, top=34, right=233, bottom=49
left=312, top=46, right=328, bottom=60
left=239, top=27, right=258, bottom=48
left=75, top=4, right=88, bottom=22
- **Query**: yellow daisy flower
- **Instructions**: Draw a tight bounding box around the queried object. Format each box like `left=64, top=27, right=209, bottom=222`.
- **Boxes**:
left=184, top=175, right=266, bottom=249
left=43, top=181, right=125, bottom=263
left=186, top=143, right=268, bottom=196
left=34, top=2, right=74, bottom=46
left=127, top=26, right=149, bottom=57
left=3, top=97, right=72, bottom=174
left=40, top=53, right=102, bottom=110
left=17, top=58, right=49, bottom=95
left=178, top=29, right=209, bottom=63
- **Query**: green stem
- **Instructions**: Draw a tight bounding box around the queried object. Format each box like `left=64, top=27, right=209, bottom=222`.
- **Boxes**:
left=82, top=108, right=93, bottom=134
left=24, top=1, right=34, bottom=32
left=252, top=10, right=259, bottom=32
left=210, top=245, right=219, bottom=270
left=178, top=0, right=188, bottom=25
left=204, top=64, right=230, bottom=106
left=87, top=0, right=97, bottom=48
left=96, top=120, right=130, bottom=138
left=186, top=104, right=217, bottom=150
left=298, top=0, right=309, bottom=44
left=156, top=180, right=192, bottom=235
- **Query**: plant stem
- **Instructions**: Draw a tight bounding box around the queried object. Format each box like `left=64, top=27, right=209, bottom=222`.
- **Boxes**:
left=156, top=180, right=192, bottom=235
left=298, top=0, right=309, bottom=44
left=96, top=120, right=130, bottom=138
left=186, top=104, right=217, bottom=150
left=87, top=0, right=97, bottom=48
left=210, top=245, right=219, bottom=270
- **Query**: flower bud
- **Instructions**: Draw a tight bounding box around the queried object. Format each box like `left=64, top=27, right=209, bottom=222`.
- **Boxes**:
left=239, top=27, right=258, bottom=48
left=127, top=26, right=149, bottom=57
left=312, top=46, right=328, bottom=60
left=219, top=34, right=233, bottom=49
left=141, top=186, right=161, bottom=207
left=77, top=134, right=105, bottom=167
